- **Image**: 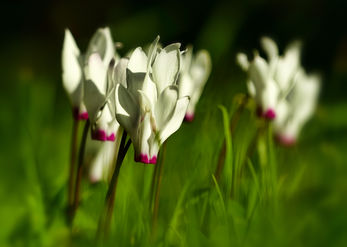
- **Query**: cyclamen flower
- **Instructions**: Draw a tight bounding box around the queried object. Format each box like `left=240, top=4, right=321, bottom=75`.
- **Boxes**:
left=178, top=46, right=211, bottom=122
left=274, top=69, right=320, bottom=145
left=84, top=27, right=119, bottom=141
left=62, top=27, right=121, bottom=141
left=62, top=29, right=88, bottom=120
left=236, top=37, right=301, bottom=120
left=114, top=37, right=189, bottom=164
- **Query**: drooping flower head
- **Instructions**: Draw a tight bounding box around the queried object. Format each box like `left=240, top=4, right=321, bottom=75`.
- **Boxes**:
left=62, top=27, right=122, bottom=141
left=114, top=36, right=189, bottom=164
left=236, top=37, right=301, bottom=120
left=274, top=69, right=320, bottom=145
left=178, top=46, right=211, bottom=122
left=83, top=27, right=119, bottom=141
left=62, top=29, right=88, bottom=120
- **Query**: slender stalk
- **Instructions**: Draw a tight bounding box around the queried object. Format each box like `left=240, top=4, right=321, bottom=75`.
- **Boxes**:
left=151, top=142, right=167, bottom=238
left=67, top=118, right=79, bottom=222
left=214, top=95, right=248, bottom=181
left=97, top=131, right=131, bottom=240
left=70, top=119, right=90, bottom=223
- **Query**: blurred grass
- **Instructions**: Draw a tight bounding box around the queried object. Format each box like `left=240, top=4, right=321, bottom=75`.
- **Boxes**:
left=1, top=1, right=347, bottom=246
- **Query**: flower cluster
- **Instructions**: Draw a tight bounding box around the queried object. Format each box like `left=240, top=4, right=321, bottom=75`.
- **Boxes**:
left=237, top=37, right=320, bottom=144
left=62, top=28, right=212, bottom=168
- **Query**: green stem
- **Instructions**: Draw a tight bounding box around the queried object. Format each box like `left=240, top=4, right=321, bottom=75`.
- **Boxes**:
left=215, top=95, right=248, bottom=181
left=97, top=131, right=131, bottom=240
left=70, top=119, right=90, bottom=223
left=151, top=142, right=167, bottom=239
left=67, top=118, right=79, bottom=222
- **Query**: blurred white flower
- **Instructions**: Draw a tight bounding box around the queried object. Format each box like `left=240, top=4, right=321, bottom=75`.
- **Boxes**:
left=62, top=29, right=88, bottom=120
left=114, top=37, right=189, bottom=164
left=236, top=37, right=301, bottom=120
left=178, top=47, right=211, bottom=122
left=83, top=27, right=117, bottom=141
left=274, top=69, right=320, bottom=145
left=62, top=27, right=122, bottom=141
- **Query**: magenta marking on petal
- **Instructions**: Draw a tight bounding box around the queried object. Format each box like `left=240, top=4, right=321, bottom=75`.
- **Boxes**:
left=276, top=134, right=296, bottom=147
left=72, top=107, right=89, bottom=120
left=135, top=154, right=154, bottom=164
left=149, top=156, right=157, bottom=164
left=263, top=108, right=276, bottom=120
left=106, top=133, right=115, bottom=141
left=91, top=129, right=107, bottom=141
left=184, top=113, right=194, bottom=122
left=79, top=111, right=89, bottom=120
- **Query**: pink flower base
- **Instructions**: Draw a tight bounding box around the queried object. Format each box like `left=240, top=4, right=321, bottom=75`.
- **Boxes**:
left=276, top=134, right=296, bottom=147
left=263, top=108, right=276, bottom=120
left=92, top=129, right=115, bottom=141
left=135, top=154, right=157, bottom=164
left=184, top=113, right=194, bottom=122
left=73, top=108, right=89, bottom=120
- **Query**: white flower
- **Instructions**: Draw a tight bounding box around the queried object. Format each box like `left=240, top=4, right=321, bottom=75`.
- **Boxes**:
left=62, top=29, right=88, bottom=120
left=114, top=37, right=189, bottom=164
left=178, top=47, right=211, bottom=121
left=274, top=69, right=320, bottom=145
left=83, top=27, right=120, bottom=142
left=236, top=37, right=301, bottom=120
left=62, top=27, right=122, bottom=141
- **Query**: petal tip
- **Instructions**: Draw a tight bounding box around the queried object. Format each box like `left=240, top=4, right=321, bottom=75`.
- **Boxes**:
left=91, top=129, right=107, bottom=141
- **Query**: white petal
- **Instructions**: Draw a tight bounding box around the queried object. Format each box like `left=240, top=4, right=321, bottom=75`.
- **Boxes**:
left=86, top=27, right=115, bottom=67
left=115, top=84, right=139, bottom=135
left=62, top=29, right=82, bottom=105
left=152, top=43, right=181, bottom=94
left=191, top=50, right=212, bottom=87
left=236, top=53, right=250, bottom=71
left=249, top=55, right=269, bottom=90
left=85, top=53, right=108, bottom=95
left=260, top=37, right=279, bottom=61
left=128, top=47, right=148, bottom=73
left=159, top=96, right=189, bottom=143
left=112, top=58, right=129, bottom=87
left=133, top=112, right=152, bottom=159
left=154, top=85, right=178, bottom=130
left=84, top=78, right=106, bottom=122
left=261, top=78, right=279, bottom=112
left=89, top=141, right=116, bottom=182
left=146, top=35, right=160, bottom=70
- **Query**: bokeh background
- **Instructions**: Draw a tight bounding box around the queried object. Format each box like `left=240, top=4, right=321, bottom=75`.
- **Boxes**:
left=1, top=0, right=347, bottom=246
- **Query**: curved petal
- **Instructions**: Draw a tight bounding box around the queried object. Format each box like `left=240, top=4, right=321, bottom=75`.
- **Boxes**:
left=86, top=27, right=115, bottom=67
left=115, top=84, right=139, bottom=135
left=84, top=79, right=106, bottom=122
left=128, top=47, right=148, bottom=73
left=152, top=43, right=181, bottom=94
left=249, top=55, right=269, bottom=90
left=154, top=85, right=178, bottom=130
left=85, top=53, right=108, bottom=95
left=260, top=37, right=279, bottom=61
left=236, top=53, right=250, bottom=71
left=62, top=29, right=82, bottom=104
left=159, top=96, right=189, bottom=143
left=191, top=49, right=212, bottom=86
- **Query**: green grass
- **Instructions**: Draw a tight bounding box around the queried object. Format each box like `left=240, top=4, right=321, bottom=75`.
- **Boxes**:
left=1, top=66, right=347, bottom=247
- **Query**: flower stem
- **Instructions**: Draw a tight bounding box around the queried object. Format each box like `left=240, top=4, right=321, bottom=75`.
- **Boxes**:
left=70, top=119, right=90, bottom=223
left=67, top=118, right=79, bottom=222
left=151, top=142, right=167, bottom=239
left=97, top=131, right=131, bottom=240
left=214, top=95, right=248, bottom=181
